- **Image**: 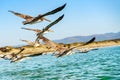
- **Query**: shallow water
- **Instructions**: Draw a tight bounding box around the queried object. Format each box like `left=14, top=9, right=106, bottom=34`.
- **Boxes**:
left=0, top=46, right=120, bottom=80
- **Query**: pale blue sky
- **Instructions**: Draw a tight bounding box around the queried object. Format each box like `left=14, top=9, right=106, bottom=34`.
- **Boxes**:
left=0, top=0, right=120, bottom=46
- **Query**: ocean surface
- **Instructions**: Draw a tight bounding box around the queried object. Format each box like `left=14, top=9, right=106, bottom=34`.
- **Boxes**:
left=0, top=46, right=120, bottom=80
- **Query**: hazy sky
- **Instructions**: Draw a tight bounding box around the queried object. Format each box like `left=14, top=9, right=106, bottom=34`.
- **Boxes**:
left=0, top=0, right=120, bottom=46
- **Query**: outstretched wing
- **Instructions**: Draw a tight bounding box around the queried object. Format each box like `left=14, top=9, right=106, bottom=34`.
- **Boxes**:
left=41, top=3, right=66, bottom=17
left=42, top=17, right=51, bottom=22
left=8, top=10, right=33, bottom=20
left=42, top=14, right=64, bottom=33
left=21, top=39, right=34, bottom=45
left=21, top=27, right=41, bottom=33
left=21, top=39, right=31, bottom=43
left=67, top=37, right=96, bottom=50
left=24, top=3, right=66, bottom=25
left=41, top=36, right=57, bottom=48
left=82, top=37, right=95, bottom=46
left=56, top=37, right=96, bottom=57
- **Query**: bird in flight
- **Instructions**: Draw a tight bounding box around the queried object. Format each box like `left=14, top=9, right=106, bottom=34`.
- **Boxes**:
left=21, top=27, right=54, bottom=34
left=9, top=3, right=66, bottom=25
left=33, top=14, right=95, bottom=57
left=54, top=37, right=96, bottom=57
left=10, top=15, right=64, bottom=62
left=8, top=11, right=51, bottom=24
left=36, top=35, right=95, bottom=57
left=21, top=39, right=40, bottom=47
left=6, top=36, right=95, bottom=62
left=35, top=14, right=64, bottom=45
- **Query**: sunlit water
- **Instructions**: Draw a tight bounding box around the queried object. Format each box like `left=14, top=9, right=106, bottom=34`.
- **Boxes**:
left=0, top=46, right=120, bottom=80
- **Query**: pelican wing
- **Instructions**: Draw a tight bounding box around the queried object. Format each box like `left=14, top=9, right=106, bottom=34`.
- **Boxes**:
left=42, top=17, right=51, bottom=22
left=38, top=3, right=66, bottom=18
left=55, top=48, right=74, bottom=57
left=21, top=39, right=35, bottom=45
left=81, top=37, right=95, bottom=46
left=27, top=53, right=43, bottom=57
left=43, top=36, right=57, bottom=48
left=42, top=14, right=64, bottom=33
left=21, top=27, right=41, bottom=32
left=16, top=48, right=25, bottom=55
left=21, top=39, right=31, bottom=43
left=56, top=37, right=96, bottom=57
left=11, top=56, right=25, bottom=63
left=24, top=3, right=66, bottom=25
left=68, top=37, right=96, bottom=49
left=8, top=10, right=33, bottom=20
left=11, top=52, right=43, bottom=62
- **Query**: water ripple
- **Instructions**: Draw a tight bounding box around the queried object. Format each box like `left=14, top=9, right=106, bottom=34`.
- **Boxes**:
left=0, top=46, right=120, bottom=80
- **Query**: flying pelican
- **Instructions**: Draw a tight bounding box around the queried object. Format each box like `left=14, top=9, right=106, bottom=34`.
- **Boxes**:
left=21, top=27, right=53, bottom=47
left=9, top=36, right=95, bottom=62
left=10, top=14, right=64, bottom=61
left=35, top=14, right=64, bottom=45
left=10, top=52, right=44, bottom=63
left=0, top=48, right=24, bottom=60
left=10, top=48, right=25, bottom=63
left=21, top=39, right=40, bottom=47
left=10, top=49, right=47, bottom=62
left=55, top=37, right=96, bottom=57
left=21, top=27, right=54, bottom=34
left=21, top=25, right=54, bottom=47
left=39, top=35, right=95, bottom=57
left=8, top=11, right=51, bottom=23
left=8, top=3, right=66, bottom=25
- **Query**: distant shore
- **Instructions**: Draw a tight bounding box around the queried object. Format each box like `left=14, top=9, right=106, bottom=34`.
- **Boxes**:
left=76, top=39, right=120, bottom=49
left=0, top=39, right=120, bottom=56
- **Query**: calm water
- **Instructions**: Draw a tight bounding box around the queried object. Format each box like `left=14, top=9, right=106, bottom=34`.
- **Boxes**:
left=0, top=46, right=120, bottom=80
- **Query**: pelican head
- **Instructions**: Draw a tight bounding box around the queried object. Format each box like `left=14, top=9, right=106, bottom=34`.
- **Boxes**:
left=22, top=20, right=33, bottom=25
left=22, top=21, right=28, bottom=25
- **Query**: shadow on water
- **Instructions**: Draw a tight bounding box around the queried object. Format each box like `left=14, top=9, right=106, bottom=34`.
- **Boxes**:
left=0, top=46, right=120, bottom=80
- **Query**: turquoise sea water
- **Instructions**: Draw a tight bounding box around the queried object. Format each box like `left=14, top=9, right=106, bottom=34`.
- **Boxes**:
left=0, top=46, right=120, bottom=80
